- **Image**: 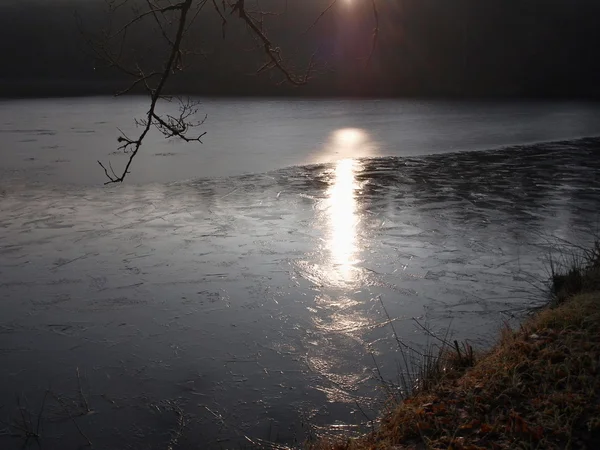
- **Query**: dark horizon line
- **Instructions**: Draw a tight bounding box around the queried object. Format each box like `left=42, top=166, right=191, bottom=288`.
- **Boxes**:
left=2, top=87, right=600, bottom=103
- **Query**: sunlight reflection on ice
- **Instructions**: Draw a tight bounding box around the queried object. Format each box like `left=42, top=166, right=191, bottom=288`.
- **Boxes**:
left=301, top=129, right=380, bottom=404
left=320, top=128, right=377, bottom=287
left=327, top=158, right=360, bottom=285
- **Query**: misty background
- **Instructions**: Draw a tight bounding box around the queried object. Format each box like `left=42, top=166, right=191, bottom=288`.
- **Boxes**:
left=1, top=0, right=599, bottom=99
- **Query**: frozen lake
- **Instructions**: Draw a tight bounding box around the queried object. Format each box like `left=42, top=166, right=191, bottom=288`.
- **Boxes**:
left=1, top=98, right=600, bottom=449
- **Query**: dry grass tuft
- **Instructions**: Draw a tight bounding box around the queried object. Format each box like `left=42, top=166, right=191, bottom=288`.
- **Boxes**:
left=550, top=240, right=600, bottom=304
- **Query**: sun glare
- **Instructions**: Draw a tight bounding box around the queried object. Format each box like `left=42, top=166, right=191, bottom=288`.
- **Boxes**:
left=334, top=128, right=365, bottom=147
left=316, top=127, right=378, bottom=163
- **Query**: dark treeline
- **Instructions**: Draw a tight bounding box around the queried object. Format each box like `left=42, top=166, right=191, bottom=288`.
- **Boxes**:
left=0, top=0, right=599, bottom=98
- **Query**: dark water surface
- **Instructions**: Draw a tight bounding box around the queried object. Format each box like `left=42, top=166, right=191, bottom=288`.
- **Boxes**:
left=1, top=98, right=600, bottom=449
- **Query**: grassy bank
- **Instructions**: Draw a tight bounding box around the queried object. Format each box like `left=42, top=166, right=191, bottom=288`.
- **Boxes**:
left=315, top=243, right=600, bottom=450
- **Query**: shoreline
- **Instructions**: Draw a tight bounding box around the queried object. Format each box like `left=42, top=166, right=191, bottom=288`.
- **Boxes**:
left=315, top=243, right=600, bottom=449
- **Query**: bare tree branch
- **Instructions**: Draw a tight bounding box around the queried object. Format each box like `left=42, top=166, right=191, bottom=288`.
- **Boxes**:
left=92, top=0, right=379, bottom=183
left=108, top=1, right=188, bottom=40
left=211, top=0, right=228, bottom=37
left=98, top=0, right=195, bottom=184
left=232, top=0, right=313, bottom=86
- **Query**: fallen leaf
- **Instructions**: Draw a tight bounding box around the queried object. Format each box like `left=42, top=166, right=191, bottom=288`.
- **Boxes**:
left=417, top=421, right=431, bottom=430
left=480, top=423, right=493, bottom=433
left=531, top=426, right=544, bottom=440
left=432, top=404, right=447, bottom=414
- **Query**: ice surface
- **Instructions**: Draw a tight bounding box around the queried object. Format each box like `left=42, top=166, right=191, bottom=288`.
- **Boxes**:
left=1, top=129, right=600, bottom=447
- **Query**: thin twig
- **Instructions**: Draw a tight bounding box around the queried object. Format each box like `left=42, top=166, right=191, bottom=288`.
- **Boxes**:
left=76, top=367, right=91, bottom=414
left=354, top=400, right=375, bottom=433
left=303, top=0, right=338, bottom=34
left=376, top=295, right=424, bottom=356
left=52, top=394, right=92, bottom=447
left=366, top=0, right=379, bottom=66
